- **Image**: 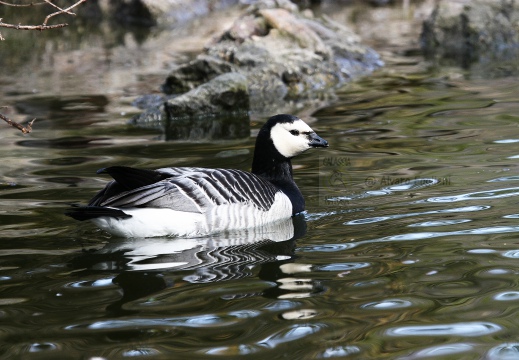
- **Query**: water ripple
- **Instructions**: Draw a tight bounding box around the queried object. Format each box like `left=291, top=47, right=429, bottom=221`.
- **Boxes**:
left=488, top=176, right=519, bottom=182
left=493, top=291, right=519, bottom=301
left=467, top=249, right=498, bottom=254
left=66, top=311, right=261, bottom=331
left=327, top=178, right=439, bottom=201
left=502, top=250, right=519, bottom=258
left=427, top=187, right=519, bottom=203
left=485, top=268, right=512, bottom=275
left=353, top=225, right=519, bottom=248
left=408, top=219, right=471, bottom=227
left=382, top=178, right=439, bottom=192
left=317, top=263, right=371, bottom=271
left=298, top=243, right=356, bottom=253
left=28, top=342, right=59, bottom=353
left=386, top=321, right=501, bottom=337
left=257, top=324, right=323, bottom=349
left=345, top=205, right=489, bottom=225
left=203, top=344, right=261, bottom=355
left=122, top=348, right=160, bottom=357
left=305, top=211, right=339, bottom=221
left=361, top=299, right=413, bottom=310
left=403, top=343, right=475, bottom=358
left=198, top=324, right=327, bottom=355
left=301, top=225, right=519, bottom=255
left=281, top=309, right=317, bottom=320
left=262, top=300, right=301, bottom=312
left=320, top=345, right=361, bottom=358
left=65, top=278, right=114, bottom=289
left=494, top=139, right=519, bottom=143
left=487, top=343, right=519, bottom=359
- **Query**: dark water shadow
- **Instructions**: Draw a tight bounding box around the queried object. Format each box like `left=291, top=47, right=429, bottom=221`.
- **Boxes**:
left=165, top=113, right=250, bottom=141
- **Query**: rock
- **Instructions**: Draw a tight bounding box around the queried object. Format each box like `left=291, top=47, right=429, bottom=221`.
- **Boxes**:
left=129, top=105, right=167, bottom=131
left=166, top=0, right=381, bottom=114
left=165, top=72, right=249, bottom=118
left=131, top=72, right=250, bottom=140
left=421, top=0, right=519, bottom=76
left=222, top=14, right=269, bottom=43
left=132, top=0, right=383, bottom=132
left=259, top=8, right=330, bottom=58
left=162, top=55, right=239, bottom=94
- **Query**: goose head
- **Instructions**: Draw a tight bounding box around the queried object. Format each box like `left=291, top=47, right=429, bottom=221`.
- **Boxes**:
left=266, top=114, right=328, bottom=159
left=252, top=114, right=328, bottom=185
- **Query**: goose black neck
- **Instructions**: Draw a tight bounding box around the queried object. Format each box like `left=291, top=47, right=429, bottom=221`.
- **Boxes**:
left=251, top=135, right=305, bottom=215
left=251, top=151, right=290, bottom=180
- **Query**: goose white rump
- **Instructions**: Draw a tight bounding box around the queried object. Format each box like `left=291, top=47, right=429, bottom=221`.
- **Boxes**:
left=66, top=114, right=328, bottom=237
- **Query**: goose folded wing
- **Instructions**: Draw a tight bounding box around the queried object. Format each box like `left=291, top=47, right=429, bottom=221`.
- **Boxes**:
left=94, top=168, right=279, bottom=213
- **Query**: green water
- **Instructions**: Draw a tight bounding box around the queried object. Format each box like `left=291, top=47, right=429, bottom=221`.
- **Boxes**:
left=3, top=9, right=519, bottom=360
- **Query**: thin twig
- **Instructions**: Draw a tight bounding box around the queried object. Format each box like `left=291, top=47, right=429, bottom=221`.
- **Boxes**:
left=0, top=1, right=45, bottom=6
left=0, top=0, right=87, bottom=35
left=43, top=0, right=76, bottom=17
left=0, top=21, right=68, bottom=30
left=0, top=112, right=36, bottom=134
left=43, top=0, right=87, bottom=26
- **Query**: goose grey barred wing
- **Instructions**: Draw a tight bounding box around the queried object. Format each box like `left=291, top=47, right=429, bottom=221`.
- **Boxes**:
left=94, top=167, right=281, bottom=213
left=88, top=166, right=176, bottom=207
left=232, top=169, right=279, bottom=208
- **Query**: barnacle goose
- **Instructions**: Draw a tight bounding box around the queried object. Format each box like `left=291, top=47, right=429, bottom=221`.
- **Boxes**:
left=66, top=114, right=328, bottom=238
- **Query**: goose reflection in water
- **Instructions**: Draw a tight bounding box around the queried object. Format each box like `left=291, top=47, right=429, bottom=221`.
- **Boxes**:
left=69, top=215, right=322, bottom=315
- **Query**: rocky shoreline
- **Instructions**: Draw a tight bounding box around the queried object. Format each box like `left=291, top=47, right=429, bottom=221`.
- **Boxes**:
left=128, top=0, right=383, bottom=133
left=421, top=0, right=519, bottom=78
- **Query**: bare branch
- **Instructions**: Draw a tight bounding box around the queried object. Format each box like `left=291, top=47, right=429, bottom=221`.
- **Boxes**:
left=0, top=112, right=36, bottom=134
left=43, top=0, right=87, bottom=26
left=0, top=21, right=68, bottom=31
left=43, top=0, right=77, bottom=19
left=0, top=1, right=45, bottom=6
left=0, top=0, right=88, bottom=37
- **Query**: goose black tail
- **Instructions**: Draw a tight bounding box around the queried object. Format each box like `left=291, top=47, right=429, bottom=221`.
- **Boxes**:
left=65, top=206, right=132, bottom=221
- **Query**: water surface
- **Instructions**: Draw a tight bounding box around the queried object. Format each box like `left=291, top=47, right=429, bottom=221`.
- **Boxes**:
left=2, top=7, right=519, bottom=360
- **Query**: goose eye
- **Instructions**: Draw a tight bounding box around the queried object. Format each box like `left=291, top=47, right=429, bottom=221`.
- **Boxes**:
left=289, top=130, right=300, bottom=136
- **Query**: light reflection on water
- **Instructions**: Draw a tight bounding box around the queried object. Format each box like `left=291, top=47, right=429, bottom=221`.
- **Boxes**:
left=385, top=322, right=501, bottom=337
left=344, top=205, right=489, bottom=225
left=3, top=32, right=519, bottom=360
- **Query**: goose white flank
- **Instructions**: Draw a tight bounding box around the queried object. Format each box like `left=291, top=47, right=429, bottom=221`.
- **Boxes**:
left=66, top=114, right=329, bottom=237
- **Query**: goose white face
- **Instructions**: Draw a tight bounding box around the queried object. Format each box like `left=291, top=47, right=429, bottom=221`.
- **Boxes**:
left=270, top=119, right=318, bottom=158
